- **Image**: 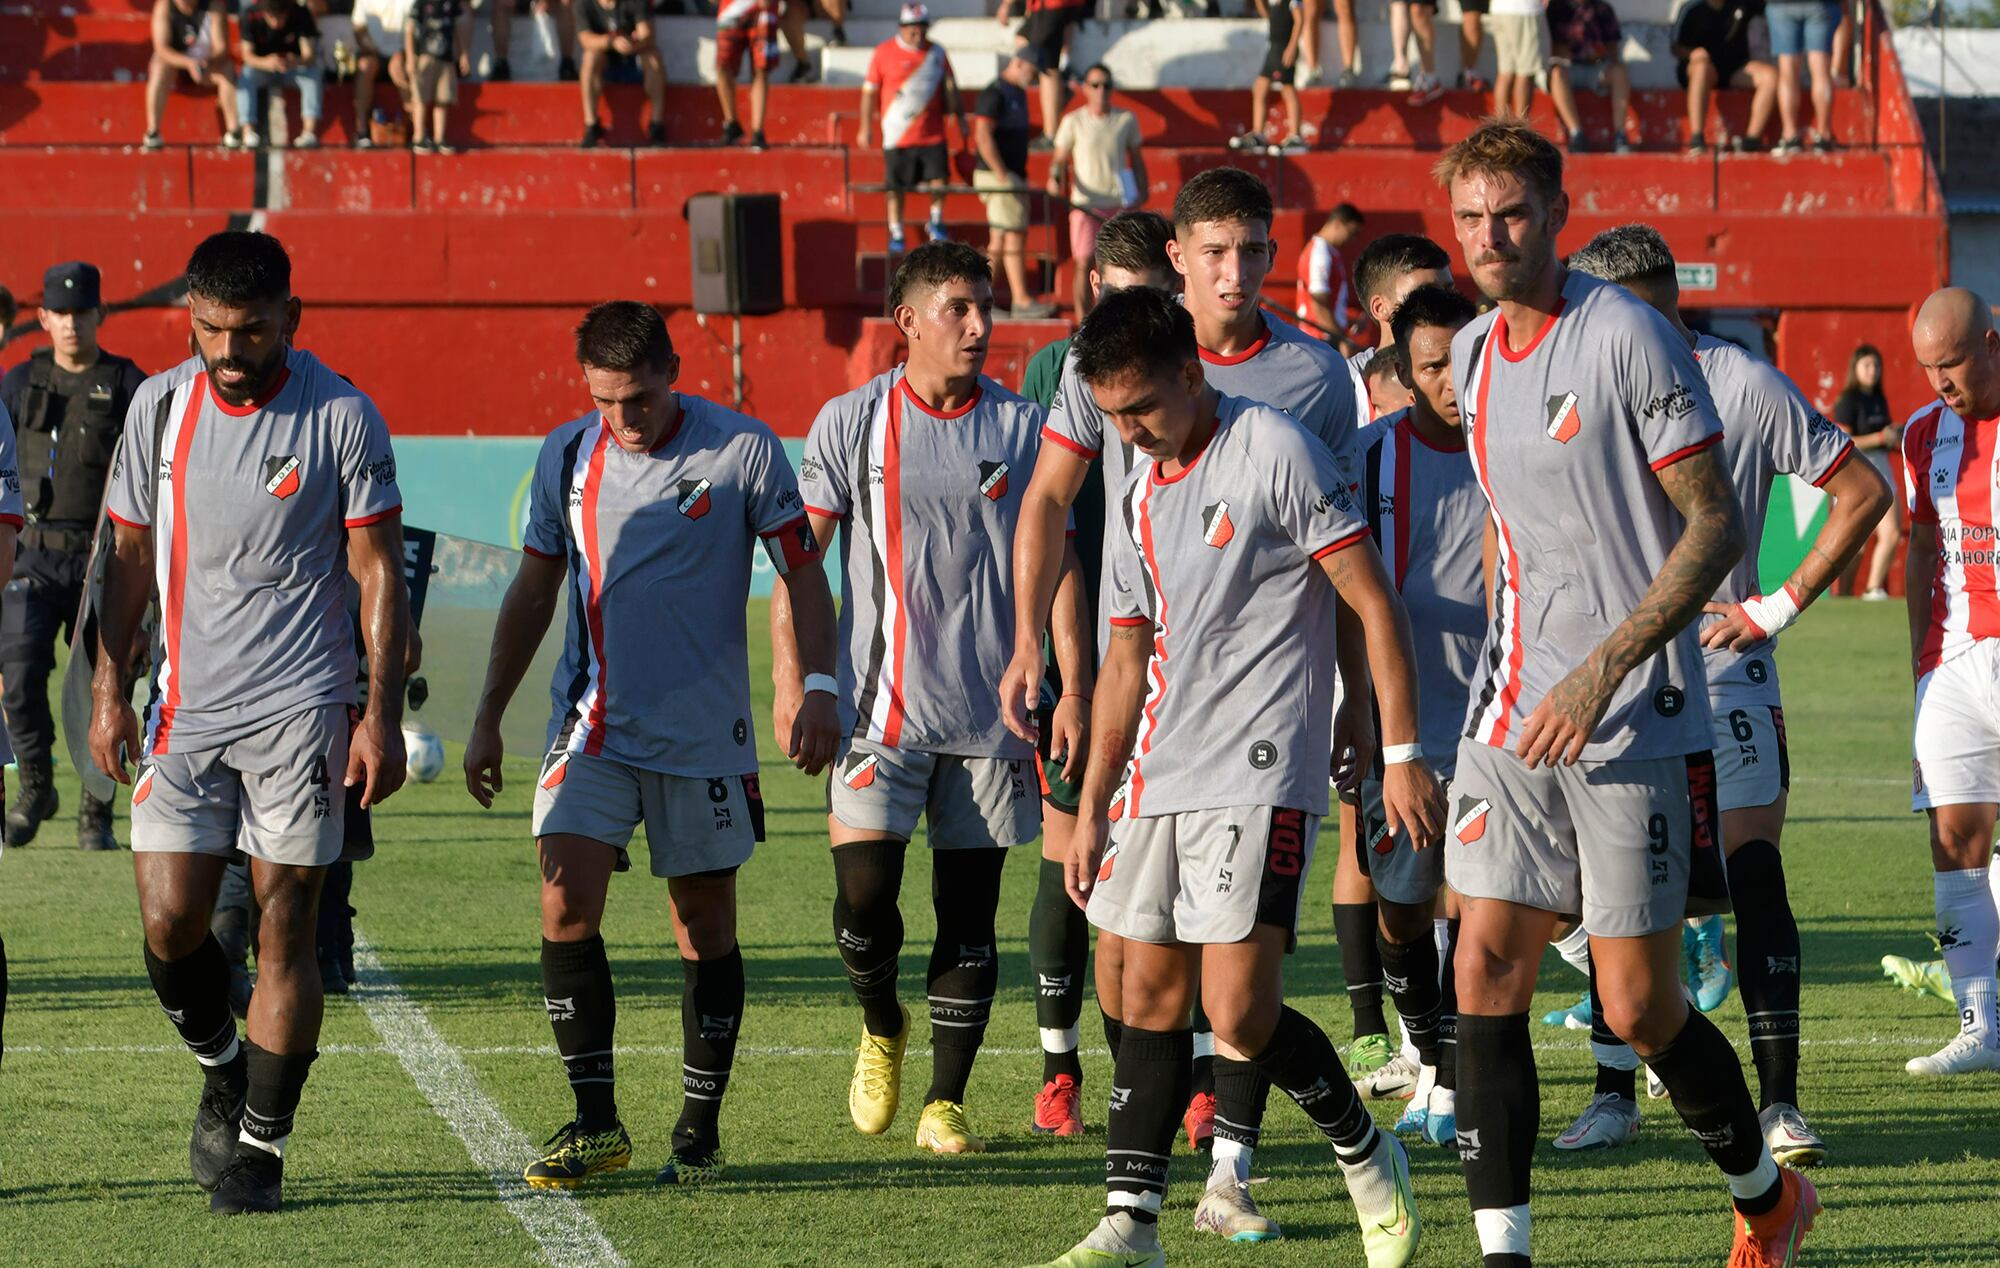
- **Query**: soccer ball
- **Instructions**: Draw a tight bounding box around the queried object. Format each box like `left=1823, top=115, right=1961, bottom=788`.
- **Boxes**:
left=403, top=726, right=446, bottom=784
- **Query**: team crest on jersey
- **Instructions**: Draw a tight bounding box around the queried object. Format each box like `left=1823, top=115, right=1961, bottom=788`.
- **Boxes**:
left=540, top=752, right=571, bottom=789
left=1201, top=501, right=1235, bottom=548
left=677, top=478, right=713, bottom=520
left=1544, top=393, right=1581, bottom=444
left=844, top=753, right=880, bottom=789
left=978, top=460, right=1010, bottom=501
left=263, top=454, right=302, bottom=500
left=1454, top=797, right=1491, bottom=844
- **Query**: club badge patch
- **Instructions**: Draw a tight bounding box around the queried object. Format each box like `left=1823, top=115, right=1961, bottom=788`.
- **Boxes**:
left=677, top=478, right=713, bottom=520
left=844, top=753, right=880, bottom=789
left=540, top=752, right=571, bottom=789
left=1454, top=797, right=1491, bottom=844
left=979, top=460, right=1009, bottom=501
left=1545, top=392, right=1581, bottom=444
left=133, top=766, right=156, bottom=806
left=1201, top=500, right=1234, bottom=549
left=264, top=454, right=301, bottom=499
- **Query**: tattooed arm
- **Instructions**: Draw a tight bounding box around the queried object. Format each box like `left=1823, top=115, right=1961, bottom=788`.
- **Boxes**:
left=1517, top=446, right=1745, bottom=768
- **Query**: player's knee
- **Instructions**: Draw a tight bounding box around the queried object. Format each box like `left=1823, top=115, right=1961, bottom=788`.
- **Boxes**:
left=1201, top=992, right=1276, bottom=1055
left=141, top=906, right=211, bottom=960
left=1377, top=897, right=1431, bottom=944
left=676, top=903, right=736, bottom=959
left=1597, top=982, right=1679, bottom=1053
left=540, top=885, right=603, bottom=942
left=1454, top=938, right=1533, bottom=1010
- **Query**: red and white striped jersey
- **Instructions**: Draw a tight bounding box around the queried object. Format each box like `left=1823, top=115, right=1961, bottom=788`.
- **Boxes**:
left=801, top=368, right=1044, bottom=759
left=106, top=349, right=401, bottom=754
left=523, top=394, right=817, bottom=775
left=1902, top=400, right=2000, bottom=677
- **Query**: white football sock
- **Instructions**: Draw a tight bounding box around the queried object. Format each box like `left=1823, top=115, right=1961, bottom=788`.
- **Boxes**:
left=1553, top=925, right=1592, bottom=978
left=1936, top=867, right=1999, bottom=1041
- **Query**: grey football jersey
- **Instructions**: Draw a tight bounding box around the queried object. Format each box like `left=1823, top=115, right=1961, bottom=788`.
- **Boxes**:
left=1455, top=272, right=1723, bottom=762
left=1106, top=394, right=1370, bottom=818
left=1693, top=334, right=1855, bottom=707
left=523, top=394, right=818, bottom=776
left=1363, top=410, right=1485, bottom=777
left=106, top=350, right=401, bottom=753
left=1045, top=314, right=1365, bottom=654
left=802, top=369, right=1043, bottom=760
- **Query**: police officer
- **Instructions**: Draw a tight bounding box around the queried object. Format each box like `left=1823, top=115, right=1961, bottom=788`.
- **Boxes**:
left=0, top=262, right=145, bottom=850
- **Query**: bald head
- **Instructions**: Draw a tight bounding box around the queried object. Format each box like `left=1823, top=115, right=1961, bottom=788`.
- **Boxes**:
left=1913, top=286, right=2000, bottom=419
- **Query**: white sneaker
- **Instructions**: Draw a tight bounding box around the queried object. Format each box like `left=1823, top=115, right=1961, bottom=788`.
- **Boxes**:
left=1193, top=1178, right=1281, bottom=1241
left=1356, top=1052, right=1421, bottom=1101
left=1905, top=1030, right=2000, bottom=1075
left=1553, top=1092, right=1641, bottom=1151
left=1645, top=1065, right=1668, bottom=1099
left=1759, top=1102, right=1827, bottom=1167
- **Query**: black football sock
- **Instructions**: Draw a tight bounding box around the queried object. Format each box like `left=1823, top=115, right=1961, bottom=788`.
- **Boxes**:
left=1249, top=1005, right=1379, bottom=1160
left=1456, top=1013, right=1538, bottom=1222
left=1030, top=857, right=1087, bottom=1084
left=1378, top=927, right=1443, bottom=1066
left=1102, top=1009, right=1124, bottom=1062
left=1437, top=918, right=1460, bottom=1091
left=541, top=935, right=618, bottom=1130
left=143, top=936, right=244, bottom=1088
left=925, top=848, right=1004, bottom=1105
left=238, top=1039, right=316, bottom=1157
left=1588, top=963, right=1637, bottom=1101
left=1209, top=1056, right=1269, bottom=1180
left=1334, top=901, right=1388, bottom=1038
left=1104, top=1025, right=1192, bottom=1224
left=672, top=945, right=742, bottom=1159
left=831, top=839, right=907, bottom=1038
left=1189, top=996, right=1215, bottom=1097
left=1728, top=841, right=1802, bottom=1109
left=1646, top=1006, right=1778, bottom=1212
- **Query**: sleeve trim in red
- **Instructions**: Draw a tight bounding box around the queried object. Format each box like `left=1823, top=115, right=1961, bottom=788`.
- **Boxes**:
left=803, top=503, right=846, bottom=521
left=344, top=505, right=403, bottom=528
left=1108, top=616, right=1151, bottom=627
left=1311, top=527, right=1372, bottom=559
left=107, top=509, right=150, bottom=530
left=0, top=514, right=23, bottom=529
left=522, top=544, right=563, bottom=560
left=1810, top=442, right=1856, bottom=489
left=1040, top=426, right=1101, bottom=461
left=1648, top=431, right=1723, bottom=472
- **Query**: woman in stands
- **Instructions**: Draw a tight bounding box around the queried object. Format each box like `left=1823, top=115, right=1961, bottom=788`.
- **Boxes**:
left=1833, top=343, right=1903, bottom=599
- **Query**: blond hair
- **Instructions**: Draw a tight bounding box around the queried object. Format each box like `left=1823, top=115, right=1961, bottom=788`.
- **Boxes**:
left=1433, top=118, right=1564, bottom=204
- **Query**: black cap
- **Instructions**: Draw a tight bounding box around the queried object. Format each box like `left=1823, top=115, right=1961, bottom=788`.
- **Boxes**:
left=1011, top=46, right=1049, bottom=73
left=42, top=261, right=101, bottom=312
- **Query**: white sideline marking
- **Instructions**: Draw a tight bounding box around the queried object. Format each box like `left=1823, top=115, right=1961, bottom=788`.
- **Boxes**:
left=350, top=935, right=627, bottom=1268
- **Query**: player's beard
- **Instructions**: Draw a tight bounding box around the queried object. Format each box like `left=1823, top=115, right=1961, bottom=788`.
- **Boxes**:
left=1474, top=234, right=1555, bottom=305
left=203, top=344, right=286, bottom=407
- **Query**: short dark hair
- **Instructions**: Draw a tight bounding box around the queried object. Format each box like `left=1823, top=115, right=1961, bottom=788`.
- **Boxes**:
left=889, top=240, right=991, bottom=310
left=1091, top=210, right=1174, bottom=276
left=1433, top=117, right=1564, bottom=205
left=1173, top=167, right=1274, bottom=234
left=1082, top=62, right=1113, bottom=86
left=1354, top=233, right=1452, bottom=305
left=1390, top=283, right=1478, bottom=364
left=574, top=301, right=675, bottom=373
left=185, top=231, right=291, bottom=306
left=1071, top=286, right=1197, bottom=385
left=1567, top=223, right=1677, bottom=288
left=1326, top=203, right=1365, bottom=230
left=1363, top=345, right=1405, bottom=385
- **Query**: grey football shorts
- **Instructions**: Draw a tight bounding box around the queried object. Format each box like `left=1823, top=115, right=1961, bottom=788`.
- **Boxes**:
left=131, top=703, right=350, bottom=868
left=1445, top=739, right=1724, bottom=937
left=826, top=735, right=1039, bottom=849
left=1710, top=702, right=1789, bottom=813
left=1087, top=804, right=1319, bottom=949
left=532, top=748, right=763, bottom=878
left=1358, top=773, right=1452, bottom=906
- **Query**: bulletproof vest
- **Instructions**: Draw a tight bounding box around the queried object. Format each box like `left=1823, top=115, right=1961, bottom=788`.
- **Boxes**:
left=19, top=348, right=133, bottom=524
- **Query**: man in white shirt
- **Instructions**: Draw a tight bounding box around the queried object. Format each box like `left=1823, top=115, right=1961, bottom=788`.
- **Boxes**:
left=1047, top=64, right=1146, bottom=320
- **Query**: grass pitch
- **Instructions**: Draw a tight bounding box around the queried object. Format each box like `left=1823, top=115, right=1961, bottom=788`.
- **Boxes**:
left=1, top=599, right=1997, bottom=1266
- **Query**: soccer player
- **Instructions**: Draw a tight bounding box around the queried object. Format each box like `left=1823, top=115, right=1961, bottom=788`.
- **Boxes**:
left=1899, top=285, right=2000, bottom=1077
left=1295, top=204, right=1365, bottom=354
left=464, top=302, right=838, bottom=1190
left=89, top=230, right=408, bottom=1214
left=1030, top=285, right=1439, bottom=1268
left=1557, top=225, right=1890, bottom=1163
left=1435, top=121, right=1817, bottom=1264
left=1358, top=282, right=1483, bottom=1152
left=1350, top=234, right=1455, bottom=379
left=782, top=242, right=1079, bottom=1154
left=1002, top=166, right=1366, bottom=1234
left=1014, top=210, right=1178, bottom=1141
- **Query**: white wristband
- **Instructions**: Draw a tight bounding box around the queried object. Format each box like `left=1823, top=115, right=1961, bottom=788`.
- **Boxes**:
left=1736, top=583, right=1804, bottom=641
left=803, top=673, right=838, bottom=697
left=1382, top=743, right=1423, bottom=766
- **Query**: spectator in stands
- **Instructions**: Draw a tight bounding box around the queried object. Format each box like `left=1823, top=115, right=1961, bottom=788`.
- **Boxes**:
left=1227, top=0, right=1307, bottom=154
left=236, top=0, right=323, bottom=148
left=860, top=5, right=963, bottom=255
left=1547, top=0, right=1632, bottom=151
left=1308, top=0, right=1360, bottom=87
left=1295, top=204, right=1365, bottom=353
left=574, top=0, right=667, bottom=147
left=1385, top=0, right=1444, bottom=104
left=1487, top=0, right=1546, bottom=119
left=1673, top=0, right=1777, bottom=153
left=1458, top=0, right=1490, bottom=92
left=350, top=0, right=413, bottom=148
left=1766, top=0, right=1838, bottom=153
left=997, top=0, right=1085, bottom=149
left=1833, top=342, right=1902, bottom=599
left=1365, top=345, right=1412, bottom=418
left=492, top=0, right=578, bottom=82
left=973, top=50, right=1053, bottom=319
left=1047, top=64, right=1145, bottom=319
left=405, top=0, right=469, bottom=152
left=778, top=0, right=846, bottom=82
left=716, top=0, right=780, bottom=150
left=145, top=0, right=240, bottom=150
